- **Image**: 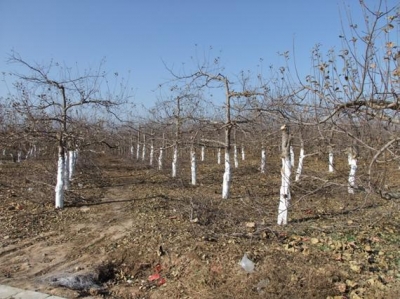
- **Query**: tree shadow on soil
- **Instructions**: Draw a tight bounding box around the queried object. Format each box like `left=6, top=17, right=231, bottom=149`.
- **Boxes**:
left=291, top=202, right=382, bottom=223
left=68, top=194, right=172, bottom=208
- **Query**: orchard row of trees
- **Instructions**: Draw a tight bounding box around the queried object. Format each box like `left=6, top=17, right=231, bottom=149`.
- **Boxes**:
left=1, top=0, right=399, bottom=225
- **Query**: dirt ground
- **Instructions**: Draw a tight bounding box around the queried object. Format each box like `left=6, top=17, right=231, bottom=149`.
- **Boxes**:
left=0, top=150, right=399, bottom=298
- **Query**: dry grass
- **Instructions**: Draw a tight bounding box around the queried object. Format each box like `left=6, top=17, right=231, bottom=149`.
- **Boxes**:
left=0, top=149, right=399, bottom=298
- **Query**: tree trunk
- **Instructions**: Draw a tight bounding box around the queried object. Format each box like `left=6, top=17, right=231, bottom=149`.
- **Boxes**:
left=136, top=129, right=140, bottom=161
left=158, top=147, right=163, bottom=170
left=141, top=134, right=146, bottom=161
left=172, top=144, right=178, bottom=177
left=55, top=145, right=65, bottom=209
left=64, top=150, right=70, bottom=190
left=149, top=143, right=154, bottom=166
left=295, top=147, right=304, bottom=182
left=261, top=147, right=266, bottom=173
left=348, top=145, right=358, bottom=194
left=278, top=124, right=291, bottom=225
left=234, top=144, right=239, bottom=168
left=136, top=143, right=140, bottom=161
left=328, top=146, right=334, bottom=173
left=68, top=150, right=76, bottom=180
left=222, top=149, right=231, bottom=199
left=191, top=146, right=196, bottom=185
left=290, top=146, right=295, bottom=168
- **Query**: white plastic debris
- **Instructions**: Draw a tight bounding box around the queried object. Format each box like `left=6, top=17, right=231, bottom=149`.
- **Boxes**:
left=49, top=273, right=101, bottom=291
left=239, top=253, right=255, bottom=273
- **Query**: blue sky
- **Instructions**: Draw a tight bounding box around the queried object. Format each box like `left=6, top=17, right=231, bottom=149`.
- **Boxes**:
left=0, top=0, right=398, bottom=109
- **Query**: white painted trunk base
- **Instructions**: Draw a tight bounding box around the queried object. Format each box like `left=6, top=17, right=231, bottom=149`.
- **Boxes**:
left=158, top=148, right=163, bottom=170
left=295, top=148, right=304, bottom=181
left=348, top=156, right=357, bottom=194
left=201, top=146, right=205, bottom=162
left=68, top=150, right=76, bottom=180
left=64, top=152, right=70, bottom=190
left=191, top=148, right=196, bottom=185
left=217, top=148, right=221, bottom=164
left=55, top=152, right=65, bottom=209
left=172, top=146, right=178, bottom=177
left=261, top=149, right=266, bottom=173
left=222, top=151, right=231, bottom=199
left=329, top=151, right=334, bottom=173
left=142, top=145, right=146, bottom=161
left=277, top=157, right=291, bottom=225
left=136, top=144, right=140, bottom=161
left=290, top=146, right=295, bottom=168
left=149, top=145, right=154, bottom=166
left=234, top=145, right=239, bottom=168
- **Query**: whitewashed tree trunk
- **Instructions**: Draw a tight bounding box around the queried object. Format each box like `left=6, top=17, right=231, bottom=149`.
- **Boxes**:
left=295, top=147, right=304, bottom=182
left=222, top=149, right=231, bottom=199
left=241, top=144, right=245, bottom=161
left=261, top=147, right=266, bottom=173
left=26, top=148, right=32, bottom=159
left=158, top=133, right=165, bottom=170
left=136, top=143, right=140, bottom=161
left=158, top=147, right=163, bottom=170
left=130, top=145, right=134, bottom=157
left=149, top=144, right=154, bottom=166
left=172, top=145, right=178, bottom=177
left=201, top=146, right=205, bottom=162
left=28, top=146, right=33, bottom=158
left=348, top=146, right=358, bottom=194
left=172, top=96, right=181, bottom=177
left=55, top=146, right=65, bottom=209
left=234, top=144, right=239, bottom=168
left=217, top=148, right=221, bottom=164
left=191, top=146, right=196, bottom=185
left=328, top=146, right=334, bottom=173
left=278, top=124, right=292, bottom=225
left=149, top=132, right=154, bottom=166
left=17, top=151, right=22, bottom=163
left=68, top=150, right=76, bottom=180
left=141, top=134, right=146, bottom=161
left=290, top=146, right=295, bottom=168
left=136, top=129, right=141, bottom=161
left=295, top=129, right=304, bottom=182
left=64, top=151, right=70, bottom=190
left=73, top=149, right=78, bottom=164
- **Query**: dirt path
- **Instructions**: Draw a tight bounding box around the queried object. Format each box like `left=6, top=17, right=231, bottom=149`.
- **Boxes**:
left=0, top=184, right=135, bottom=298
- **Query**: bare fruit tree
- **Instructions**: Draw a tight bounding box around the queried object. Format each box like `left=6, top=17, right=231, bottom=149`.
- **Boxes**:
left=164, top=57, right=266, bottom=199
left=7, top=53, right=129, bottom=208
left=301, top=1, right=399, bottom=195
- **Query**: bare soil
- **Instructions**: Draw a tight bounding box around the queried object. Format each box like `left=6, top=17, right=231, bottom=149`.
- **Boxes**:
left=0, top=151, right=399, bottom=298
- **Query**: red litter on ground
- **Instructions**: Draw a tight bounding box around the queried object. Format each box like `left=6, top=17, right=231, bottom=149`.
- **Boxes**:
left=148, top=264, right=166, bottom=286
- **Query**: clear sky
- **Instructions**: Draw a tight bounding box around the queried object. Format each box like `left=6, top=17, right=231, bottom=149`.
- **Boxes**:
left=0, top=0, right=398, bottom=110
